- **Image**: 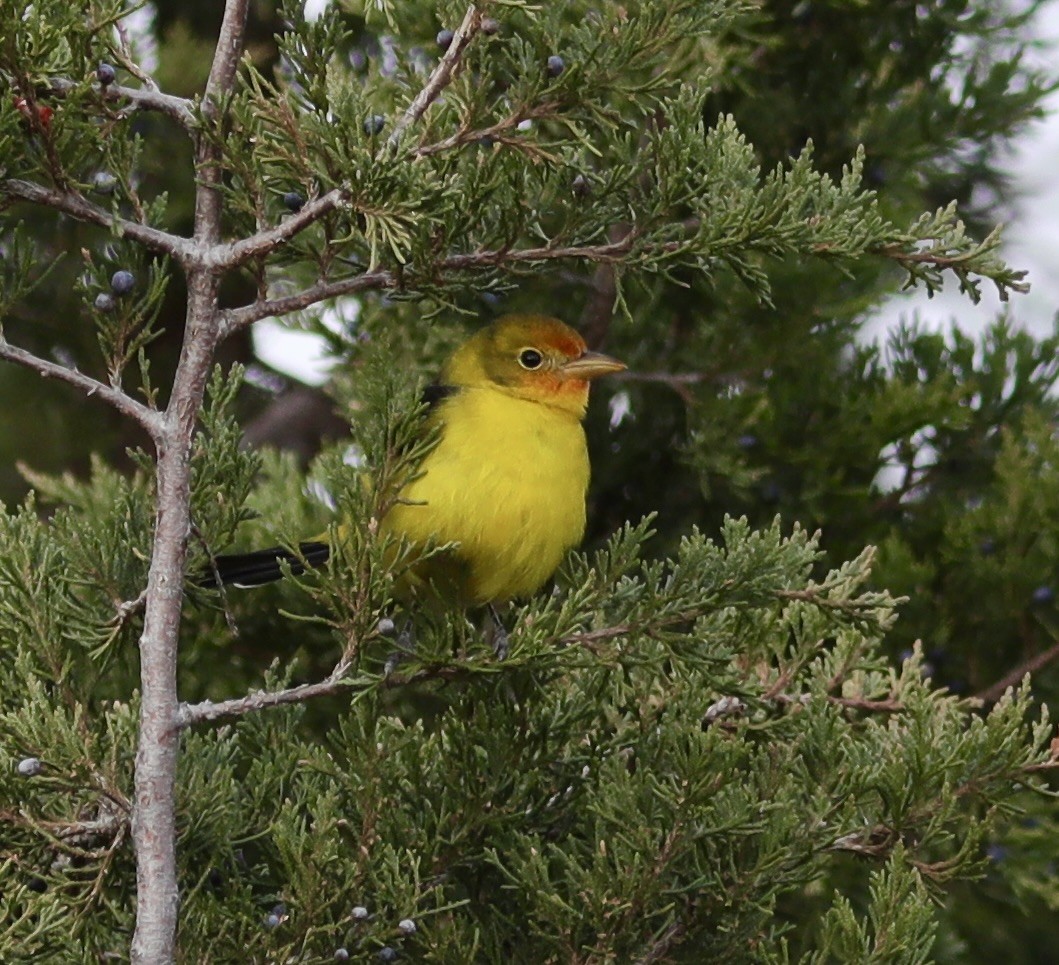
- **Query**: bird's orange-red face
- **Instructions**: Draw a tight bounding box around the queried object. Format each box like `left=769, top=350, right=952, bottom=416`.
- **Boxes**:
left=456, top=315, right=625, bottom=415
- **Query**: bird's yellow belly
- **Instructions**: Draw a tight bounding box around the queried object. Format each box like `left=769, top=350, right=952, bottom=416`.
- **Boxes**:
left=380, top=389, right=589, bottom=606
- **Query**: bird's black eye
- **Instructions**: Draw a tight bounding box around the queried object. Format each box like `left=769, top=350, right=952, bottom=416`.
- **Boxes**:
left=518, top=348, right=543, bottom=370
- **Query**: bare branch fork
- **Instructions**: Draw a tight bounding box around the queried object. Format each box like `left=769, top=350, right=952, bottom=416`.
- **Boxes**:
left=209, top=188, right=348, bottom=268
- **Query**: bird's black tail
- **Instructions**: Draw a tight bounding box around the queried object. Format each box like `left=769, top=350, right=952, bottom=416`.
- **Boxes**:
left=199, top=541, right=330, bottom=588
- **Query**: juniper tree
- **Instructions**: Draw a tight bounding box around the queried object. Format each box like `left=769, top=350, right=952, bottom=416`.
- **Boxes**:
left=1, top=1, right=1057, bottom=962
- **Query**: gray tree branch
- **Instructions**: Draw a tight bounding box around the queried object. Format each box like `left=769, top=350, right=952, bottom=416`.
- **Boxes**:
left=385, top=4, right=482, bottom=151
left=1, top=179, right=196, bottom=263
left=179, top=661, right=470, bottom=727
left=129, top=1, right=250, bottom=961
left=49, top=77, right=195, bottom=128
left=210, top=187, right=348, bottom=269
left=0, top=338, right=162, bottom=437
left=219, top=237, right=640, bottom=335
left=179, top=672, right=352, bottom=726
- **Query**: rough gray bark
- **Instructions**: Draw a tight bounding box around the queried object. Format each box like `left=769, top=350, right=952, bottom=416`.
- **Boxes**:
left=128, top=1, right=249, bottom=957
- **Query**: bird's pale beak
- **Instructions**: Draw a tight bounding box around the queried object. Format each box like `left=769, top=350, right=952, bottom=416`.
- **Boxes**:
left=560, top=351, right=626, bottom=380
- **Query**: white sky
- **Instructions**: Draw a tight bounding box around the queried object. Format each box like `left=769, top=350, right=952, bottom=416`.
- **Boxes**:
left=864, top=4, right=1059, bottom=343
left=253, top=316, right=341, bottom=384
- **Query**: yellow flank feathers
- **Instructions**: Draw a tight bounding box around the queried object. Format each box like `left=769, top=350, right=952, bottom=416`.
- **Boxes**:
left=382, top=381, right=590, bottom=605
left=208, top=314, right=625, bottom=606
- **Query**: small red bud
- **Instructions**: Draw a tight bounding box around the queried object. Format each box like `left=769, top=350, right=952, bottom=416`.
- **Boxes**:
left=12, top=96, right=53, bottom=130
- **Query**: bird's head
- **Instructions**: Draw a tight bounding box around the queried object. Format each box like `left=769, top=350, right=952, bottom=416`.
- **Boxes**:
left=444, top=315, right=626, bottom=417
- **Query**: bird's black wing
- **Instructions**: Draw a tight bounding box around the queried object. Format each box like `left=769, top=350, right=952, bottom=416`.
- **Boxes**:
left=198, top=541, right=330, bottom=588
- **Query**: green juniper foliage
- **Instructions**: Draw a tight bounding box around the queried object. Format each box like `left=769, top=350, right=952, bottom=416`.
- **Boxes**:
left=2, top=502, right=1054, bottom=960
left=1, top=0, right=1059, bottom=961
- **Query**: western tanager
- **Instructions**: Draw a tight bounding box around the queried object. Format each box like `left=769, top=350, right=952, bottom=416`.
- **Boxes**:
left=207, top=314, right=625, bottom=606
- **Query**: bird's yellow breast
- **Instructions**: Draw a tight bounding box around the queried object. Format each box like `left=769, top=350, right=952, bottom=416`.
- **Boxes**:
left=380, top=386, right=589, bottom=606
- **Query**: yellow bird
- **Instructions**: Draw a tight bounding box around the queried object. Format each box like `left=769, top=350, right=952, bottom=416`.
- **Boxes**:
left=208, top=314, right=625, bottom=607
